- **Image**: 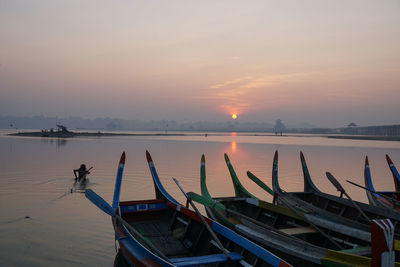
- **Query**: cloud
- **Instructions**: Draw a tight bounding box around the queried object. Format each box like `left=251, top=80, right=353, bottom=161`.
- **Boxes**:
left=202, top=71, right=319, bottom=114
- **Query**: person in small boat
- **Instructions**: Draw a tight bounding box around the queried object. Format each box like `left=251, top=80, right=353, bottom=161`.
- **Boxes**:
left=74, top=164, right=90, bottom=182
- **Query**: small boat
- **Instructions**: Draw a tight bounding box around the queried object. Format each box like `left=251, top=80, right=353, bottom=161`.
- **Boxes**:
left=387, top=154, right=400, bottom=192
left=247, top=151, right=400, bottom=237
left=85, top=151, right=292, bottom=267
left=364, top=155, right=400, bottom=212
left=189, top=154, right=398, bottom=266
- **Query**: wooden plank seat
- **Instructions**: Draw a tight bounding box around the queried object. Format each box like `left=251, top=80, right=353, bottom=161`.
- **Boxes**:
left=280, top=226, right=317, bottom=235
left=171, top=252, right=243, bottom=267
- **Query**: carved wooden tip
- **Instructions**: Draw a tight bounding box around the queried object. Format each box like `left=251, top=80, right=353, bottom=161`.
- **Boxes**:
left=146, top=150, right=152, bottom=163
left=300, top=151, right=305, bottom=162
left=224, top=153, right=230, bottom=162
left=274, top=150, right=278, bottom=161
left=120, top=152, right=126, bottom=164
left=386, top=154, right=393, bottom=165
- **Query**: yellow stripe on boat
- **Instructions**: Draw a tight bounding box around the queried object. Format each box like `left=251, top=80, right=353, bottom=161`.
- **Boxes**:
left=322, top=249, right=370, bottom=267
left=395, top=239, right=400, bottom=251
left=322, top=250, right=400, bottom=267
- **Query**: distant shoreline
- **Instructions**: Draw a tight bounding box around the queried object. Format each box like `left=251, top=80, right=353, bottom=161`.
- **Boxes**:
left=8, top=131, right=186, bottom=137
left=7, top=130, right=400, bottom=141
left=326, top=135, right=400, bottom=141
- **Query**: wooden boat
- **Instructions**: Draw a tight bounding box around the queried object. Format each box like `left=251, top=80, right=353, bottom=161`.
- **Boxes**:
left=246, top=150, right=400, bottom=237
left=364, top=155, right=400, bottom=212
left=387, top=154, right=400, bottom=192
left=85, top=151, right=292, bottom=267
left=189, top=154, right=398, bottom=266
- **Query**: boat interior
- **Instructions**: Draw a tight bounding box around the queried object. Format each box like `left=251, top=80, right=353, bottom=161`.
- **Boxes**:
left=118, top=200, right=268, bottom=267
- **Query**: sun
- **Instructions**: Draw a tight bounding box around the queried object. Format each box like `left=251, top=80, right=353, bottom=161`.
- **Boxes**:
left=232, top=114, right=238, bottom=120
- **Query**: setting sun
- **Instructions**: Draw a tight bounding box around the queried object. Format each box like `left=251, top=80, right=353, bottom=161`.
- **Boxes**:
left=232, top=114, right=237, bottom=119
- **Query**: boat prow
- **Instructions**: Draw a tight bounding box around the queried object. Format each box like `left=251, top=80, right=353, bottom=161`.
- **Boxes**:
left=271, top=150, right=284, bottom=196
left=364, top=156, right=380, bottom=206
left=146, top=150, right=178, bottom=204
left=387, top=154, right=400, bottom=193
left=300, top=151, right=321, bottom=193
left=364, top=155, right=400, bottom=213
left=224, top=153, right=256, bottom=198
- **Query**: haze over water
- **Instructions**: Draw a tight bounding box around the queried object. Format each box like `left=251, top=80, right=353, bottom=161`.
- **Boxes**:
left=1, top=1, right=400, bottom=127
left=1, top=131, right=400, bottom=266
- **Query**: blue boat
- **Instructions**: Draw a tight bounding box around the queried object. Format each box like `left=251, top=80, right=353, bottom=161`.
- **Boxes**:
left=85, top=151, right=292, bottom=267
left=364, top=155, right=400, bottom=213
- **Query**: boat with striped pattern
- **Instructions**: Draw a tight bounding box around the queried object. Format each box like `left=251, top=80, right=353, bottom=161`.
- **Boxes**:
left=188, top=154, right=399, bottom=266
left=86, top=151, right=292, bottom=267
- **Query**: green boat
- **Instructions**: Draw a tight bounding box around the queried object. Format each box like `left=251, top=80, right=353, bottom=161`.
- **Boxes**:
left=188, top=154, right=399, bottom=266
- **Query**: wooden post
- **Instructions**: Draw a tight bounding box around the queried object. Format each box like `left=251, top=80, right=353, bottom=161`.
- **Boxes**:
left=371, top=219, right=394, bottom=267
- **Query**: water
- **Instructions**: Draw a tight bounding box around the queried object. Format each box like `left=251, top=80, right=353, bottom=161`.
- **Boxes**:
left=1, top=130, right=400, bottom=266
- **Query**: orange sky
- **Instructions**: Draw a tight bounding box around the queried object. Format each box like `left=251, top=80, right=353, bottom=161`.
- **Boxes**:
left=1, top=1, right=399, bottom=127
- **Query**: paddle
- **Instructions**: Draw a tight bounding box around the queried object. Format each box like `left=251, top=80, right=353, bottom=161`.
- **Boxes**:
left=172, top=178, right=231, bottom=260
left=187, top=192, right=226, bottom=211
left=69, top=166, right=94, bottom=193
left=187, top=191, right=344, bottom=249
left=85, top=189, right=171, bottom=263
left=75, top=166, right=93, bottom=182
left=246, top=171, right=274, bottom=196
left=326, top=172, right=371, bottom=223
left=346, top=179, right=400, bottom=206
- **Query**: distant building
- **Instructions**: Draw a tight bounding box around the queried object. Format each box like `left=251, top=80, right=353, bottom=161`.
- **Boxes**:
left=341, top=125, right=400, bottom=136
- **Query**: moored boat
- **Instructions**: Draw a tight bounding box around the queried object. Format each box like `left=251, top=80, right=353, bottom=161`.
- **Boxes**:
left=189, top=154, right=398, bottom=266
left=364, top=155, right=400, bottom=212
left=247, top=150, right=400, bottom=238
left=387, top=154, right=400, bottom=192
left=85, top=151, right=292, bottom=267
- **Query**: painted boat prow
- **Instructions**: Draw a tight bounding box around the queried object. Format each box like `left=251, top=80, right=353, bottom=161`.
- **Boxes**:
left=224, top=153, right=256, bottom=198
left=146, top=150, right=178, bottom=204
left=387, top=154, right=400, bottom=192
left=364, top=156, right=380, bottom=205
left=200, top=154, right=213, bottom=199
left=300, top=151, right=321, bottom=193
left=112, top=152, right=126, bottom=210
left=272, top=150, right=284, bottom=195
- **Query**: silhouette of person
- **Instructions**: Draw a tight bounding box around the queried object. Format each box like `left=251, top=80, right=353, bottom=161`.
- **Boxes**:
left=74, top=164, right=90, bottom=182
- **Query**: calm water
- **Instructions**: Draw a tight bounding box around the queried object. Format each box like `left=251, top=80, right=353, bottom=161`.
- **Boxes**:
left=1, top=130, right=400, bottom=266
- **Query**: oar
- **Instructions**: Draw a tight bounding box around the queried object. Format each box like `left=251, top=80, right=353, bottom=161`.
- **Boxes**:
left=70, top=166, right=93, bottom=193
left=172, top=178, right=231, bottom=259
left=75, top=166, right=94, bottom=182
left=85, top=189, right=171, bottom=263
left=346, top=179, right=400, bottom=206
left=326, top=172, right=371, bottom=223
left=275, top=192, right=344, bottom=250
left=246, top=171, right=274, bottom=196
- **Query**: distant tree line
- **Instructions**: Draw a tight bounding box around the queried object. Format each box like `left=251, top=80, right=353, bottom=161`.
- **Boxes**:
left=2, top=115, right=399, bottom=136
left=0, top=115, right=275, bottom=132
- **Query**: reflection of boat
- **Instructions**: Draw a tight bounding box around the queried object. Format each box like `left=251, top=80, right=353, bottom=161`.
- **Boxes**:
left=85, top=152, right=291, bottom=267
left=191, top=154, right=394, bottom=266
left=364, top=155, right=400, bottom=212
left=247, top=151, right=400, bottom=237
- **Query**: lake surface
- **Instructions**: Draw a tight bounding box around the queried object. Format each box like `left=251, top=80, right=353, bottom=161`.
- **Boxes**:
left=1, top=130, right=400, bottom=266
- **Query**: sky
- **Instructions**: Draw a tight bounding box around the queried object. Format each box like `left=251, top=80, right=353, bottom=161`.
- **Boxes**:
left=1, top=0, right=399, bottom=128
